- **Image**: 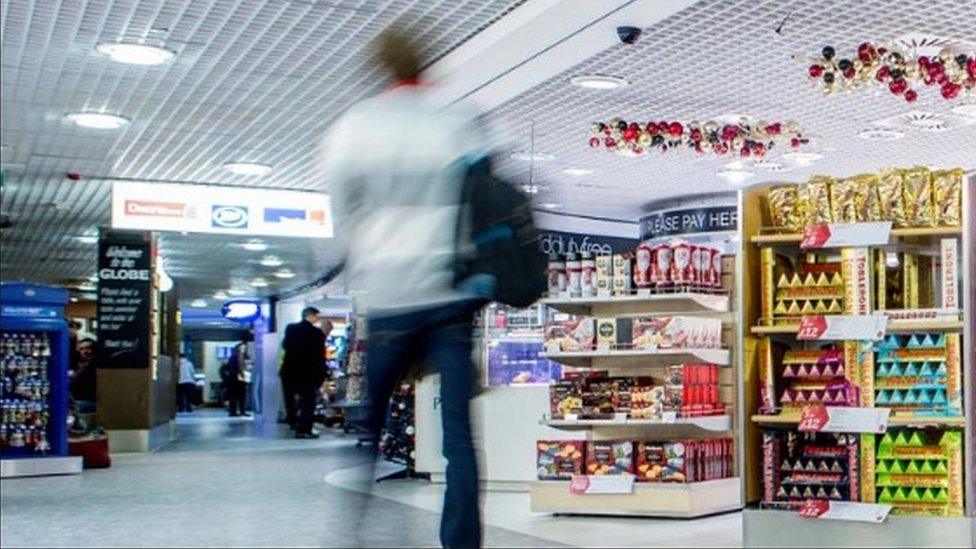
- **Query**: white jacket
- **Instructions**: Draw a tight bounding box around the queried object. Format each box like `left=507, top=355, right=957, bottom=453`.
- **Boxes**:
left=321, top=85, right=487, bottom=316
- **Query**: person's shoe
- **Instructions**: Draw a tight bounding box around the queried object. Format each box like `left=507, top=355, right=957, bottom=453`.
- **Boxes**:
left=295, top=432, right=320, bottom=439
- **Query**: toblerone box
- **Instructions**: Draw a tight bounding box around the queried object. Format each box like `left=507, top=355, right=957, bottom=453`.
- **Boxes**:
left=846, top=340, right=872, bottom=407
left=760, top=247, right=775, bottom=323
left=860, top=433, right=876, bottom=503
left=943, top=432, right=964, bottom=514
left=940, top=238, right=958, bottom=309
left=946, top=333, right=962, bottom=414
left=902, top=252, right=919, bottom=309
left=847, top=435, right=860, bottom=502
left=841, top=247, right=871, bottom=315
left=758, top=337, right=776, bottom=414
left=874, top=249, right=887, bottom=311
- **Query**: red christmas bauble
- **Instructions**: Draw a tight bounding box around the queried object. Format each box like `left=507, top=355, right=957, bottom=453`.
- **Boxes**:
left=622, top=128, right=638, bottom=142
left=589, top=137, right=600, bottom=148
left=875, top=66, right=890, bottom=82
left=843, top=67, right=856, bottom=79
left=889, top=78, right=908, bottom=95
left=646, top=122, right=659, bottom=135
left=809, top=64, right=824, bottom=78
left=628, top=122, right=640, bottom=133
left=904, top=89, right=918, bottom=103
left=668, top=122, right=683, bottom=137
left=690, top=128, right=702, bottom=141
left=790, top=137, right=801, bottom=149
left=918, top=56, right=930, bottom=68
left=754, top=143, right=766, bottom=156
left=740, top=147, right=751, bottom=157
left=941, top=82, right=961, bottom=100
left=968, top=58, right=976, bottom=76
left=765, top=123, right=782, bottom=135
left=604, top=137, right=616, bottom=148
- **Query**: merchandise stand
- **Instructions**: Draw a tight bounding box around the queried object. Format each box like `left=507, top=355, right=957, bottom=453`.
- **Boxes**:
left=531, top=260, right=744, bottom=518
left=737, top=180, right=975, bottom=547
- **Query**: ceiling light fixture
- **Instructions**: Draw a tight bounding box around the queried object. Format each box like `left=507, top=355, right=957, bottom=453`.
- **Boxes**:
left=510, top=151, right=555, bottom=162
left=76, top=235, right=99, bottom=245
left=520, top=184, right=539, bottom=195
left=562, top=167, right=593, bottom=177
left=781, top=151, right=823, bottom=166
left=570, top=75, right=629, bottom=90
left=538, top=202, right=562, bottom=210
left=96, top=42, right=175, bottom=66
left=76, top=282, right=96, bottom=292
left=227, top=288, right=247, bottom=296
left=858, top=128, right=905, bottom=141
left=190, top=299, right=208, bottom=308
left=87, top=273, right=99, bottom=282
left=223, top=162, right=272, bottom=176
left=259, top=255, right=283, bottom=267
left=717, top=169, right=755, bottom=185
left=242, top=240, right=268, bottom=252
left=274, top=269, right=296, bottom=279
left=250, top=278, right=269, bottom=288
left=65, top=112, right=130, bottom=130
left=213, top=291, right=229, bottom=300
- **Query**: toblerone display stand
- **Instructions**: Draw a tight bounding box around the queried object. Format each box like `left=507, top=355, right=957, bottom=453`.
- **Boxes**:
left=738, top=182, right=975, bottom=547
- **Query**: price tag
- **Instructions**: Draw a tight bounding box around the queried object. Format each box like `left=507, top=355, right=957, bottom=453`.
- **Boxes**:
left=564, top=413, right=579, bottom=422
left=799, top=500, right=892, bottom=523
left=569, top=475, right=635, bottom=495
left=798, top=405, right=890, bottom=434
left=613, top=412, right=628, bottom=422
left=796, top=315, right=887, bottom=341
left=800, top=221, right=892, bottom=249
left=637, top=288, right=651, bottom=297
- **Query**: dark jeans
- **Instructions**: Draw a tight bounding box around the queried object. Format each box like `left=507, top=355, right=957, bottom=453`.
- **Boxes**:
left=367, top=300, right=483, bottom=549
left=177, top=383, right=196, bottom=412
left=280, top=374, right=299, bottom=426
left=228, top=380, right=249, bottom=416
left=295, top=384, right=318, bottom=435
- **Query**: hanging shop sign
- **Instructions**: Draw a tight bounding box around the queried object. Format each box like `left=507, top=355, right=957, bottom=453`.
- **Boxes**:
left=97, top=230, right=153, bottom=369
left=111, top=182, right=333, bottom=238
left=538, top=231, right=638, bottom=256
left=221, top=301, right=262, bottom=323
left=640, top=206, right=737, bottom=240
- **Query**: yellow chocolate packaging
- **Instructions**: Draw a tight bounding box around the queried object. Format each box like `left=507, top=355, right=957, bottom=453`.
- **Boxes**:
left=829, top=177, right=859, bottom=223
left=767, top=184, right=801, bottom=230
left=931, top=168, right=963, bottom=226
left=876, top=169, right=908, bottom=227
left=851, top=174, right=881, bottom=221
left=901, top=166, right=935, bottom=227
left=800, top=176, right=834, bottom=225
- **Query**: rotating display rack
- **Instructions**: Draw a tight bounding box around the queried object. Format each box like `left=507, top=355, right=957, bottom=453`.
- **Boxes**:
left=738, top=174, right=974, bottom=547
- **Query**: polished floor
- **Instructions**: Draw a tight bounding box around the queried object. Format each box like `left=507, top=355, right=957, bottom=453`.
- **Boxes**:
left=1, top=412, right=738, bottom=547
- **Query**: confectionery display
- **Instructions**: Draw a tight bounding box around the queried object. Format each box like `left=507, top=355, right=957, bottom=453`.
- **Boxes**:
left=0, top=332, right=53, bottom=453
left=760, top=250, right=844, bottom=325
left=764, top=166, right=964, bottom=231
left=761, top=430, right=860, bottom=509
left=544, top=318, right=595, bottom=352
left=636, top=438, right=734, bottom=483
left=586, top=440, right=635, bottom=475
left=758, top=345, right=857, bottom=414
left=631, top=316, right=723, bottom=350
left=536, top=440, right=585, bottom=480
left=861, top=429, right=964, bottom=516
left=870, top=334, right=961, bottom=417
left=548, top=367, right=724, bottom=421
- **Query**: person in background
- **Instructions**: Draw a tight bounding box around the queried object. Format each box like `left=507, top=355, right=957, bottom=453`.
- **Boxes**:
left=226, top=342, right=252, bottom=418
left=67, top=320, right=81, bottom=375
left=70, top=338, right=98, bottom=413
left=281, top=307, right=325, bottom=439
left=177, top=353, right=197, bottom=413
left=321, top=26, right=491, bottom=548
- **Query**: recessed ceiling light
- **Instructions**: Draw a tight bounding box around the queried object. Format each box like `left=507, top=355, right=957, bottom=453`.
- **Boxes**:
left=539, top=202, right=561, bottom=210
left=951, top=103, right=976, bottom=118
left=781, top=151, right=823, bottom=166
left=510, top=151, right=555, bottom=162
left=223, top=162, right=272, bottom=176
left=227, top=288, right=247, bottom=296
left=251, top=278, right=269, bottom=288
left=520, top=184, right=539, bottom=195
left=76, top=235, right=98, bottom=245
left=87, top=273, right=99, bottom=282
left=190, top=299, right=208, bottom=308
left=717, top=169, right=755, bottom=185
left=274, top=269, right=296, bottom=279
left=752, top=159, right=788, bottom=172
left=77, top=282, right=97, bottom=292
left=260, top=255, right=283, bottom=267
left=70, top=297, right=79, bottom=303
left=723, top=160, right=748, bottom=171
left=242, top=240, right=268, bottom=252
left=65, top=112, right=130, bottom=130
left=570, top=75, right=629, bottom=90
left=859, top=128, right=905, bottom=141
left=562, top=167, right=592, bottom=176
left=96, top=42, right=175, bottom=66
left=213, top=291, right=228, bottom=300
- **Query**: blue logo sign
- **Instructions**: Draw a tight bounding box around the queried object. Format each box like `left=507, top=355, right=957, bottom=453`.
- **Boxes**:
left=221, top=301, right=261, bottom=323
left=211, top=205, right=249, bottom=229
left=264, top=207, right=306, bottom=223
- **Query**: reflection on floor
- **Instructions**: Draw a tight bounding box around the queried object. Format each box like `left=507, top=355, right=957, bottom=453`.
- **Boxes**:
left=1, top=413, right=741, bottom=547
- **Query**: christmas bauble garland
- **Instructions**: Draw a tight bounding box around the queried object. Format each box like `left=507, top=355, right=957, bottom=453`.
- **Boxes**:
left=588, top=117, right=808, bottom=157
left=807, top=42, right=976, bottom=102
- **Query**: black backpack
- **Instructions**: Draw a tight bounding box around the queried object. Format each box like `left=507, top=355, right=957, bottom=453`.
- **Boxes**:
left=454, top=157, right=547, bottom=308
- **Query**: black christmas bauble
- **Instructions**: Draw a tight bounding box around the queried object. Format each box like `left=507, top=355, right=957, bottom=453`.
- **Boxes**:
left=823, top=72, right=835, bottom=84
left=822, top=46, right=836, bottom=60
left=957, top=54, right=969, bottom=68
left=616, top=120, right=627, bottom=132
left=838, top=59, right=852, bottom=71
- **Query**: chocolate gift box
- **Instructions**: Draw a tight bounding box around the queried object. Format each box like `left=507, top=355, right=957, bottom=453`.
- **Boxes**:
left=761, top=430, right=859, bottom=509
left=586, top=440, right=634, bottom=476
left=536, top=440, right=585, bottom=480
left=631, top=316, right=722, bottom=350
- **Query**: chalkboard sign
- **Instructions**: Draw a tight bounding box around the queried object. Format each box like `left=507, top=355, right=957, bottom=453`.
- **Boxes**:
left=97, top=230, right=153, bottom=368
left=640, top=206, right=737, bottom=240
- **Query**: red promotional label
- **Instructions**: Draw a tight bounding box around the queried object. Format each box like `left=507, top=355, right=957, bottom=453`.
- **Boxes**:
left=798, top=405, right=830, bottom=432
left=799, top=499, right=831, bottom=518
left=796, top=315, right=828, bottom=340
left=569, top=475, right=591, bottom=494
left=800, top=223, right=831, bottom=249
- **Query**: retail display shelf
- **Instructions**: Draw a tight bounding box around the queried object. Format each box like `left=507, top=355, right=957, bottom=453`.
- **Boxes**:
left=546, top=414, right=732, bottom=432
left=542, top=348, right=730, bottom=368
left=750, top=319, right=963, bottom=336
left=750, top=414, right=967, bottom=428
left=530, top=477, right=742, bottom=518
left=541, top=291, right=729, bottom=315
left=750, top=226, right=962, bottom=246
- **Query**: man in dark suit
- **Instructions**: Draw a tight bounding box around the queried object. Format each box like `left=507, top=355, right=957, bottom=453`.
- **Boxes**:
left=281, top=307, right=326, bottom=439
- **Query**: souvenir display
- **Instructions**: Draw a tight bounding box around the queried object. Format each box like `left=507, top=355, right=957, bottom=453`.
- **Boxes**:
left=0, top=332, right=53, bottom=453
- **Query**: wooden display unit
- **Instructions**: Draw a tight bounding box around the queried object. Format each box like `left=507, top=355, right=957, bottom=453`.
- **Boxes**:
left=738, top=181, right=975, bottom=545
left=533, top=257, right=743, bottom=518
